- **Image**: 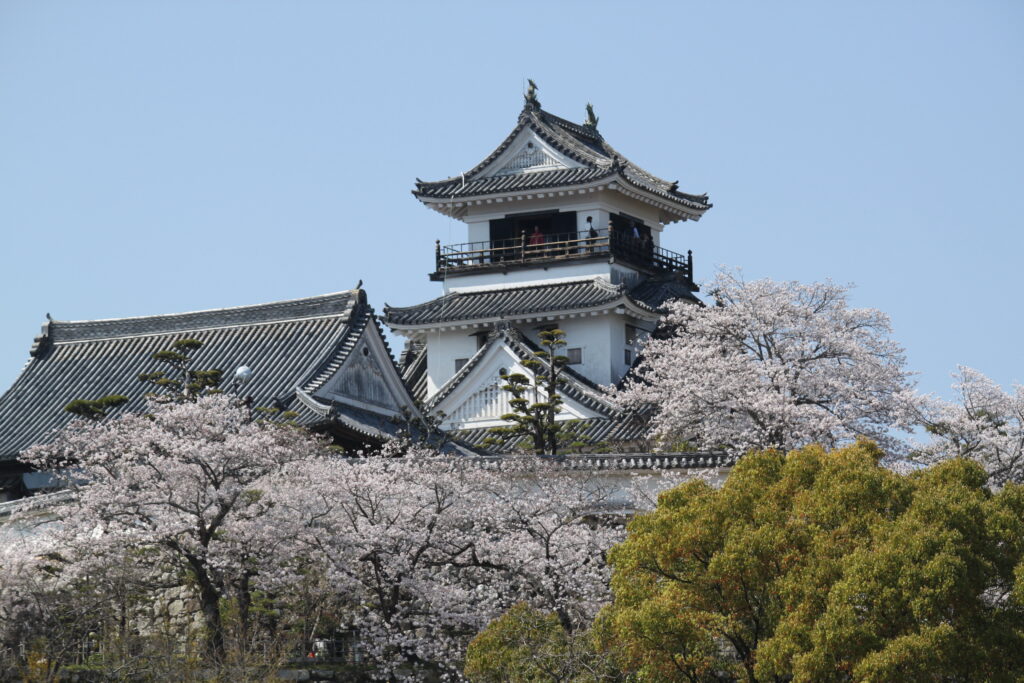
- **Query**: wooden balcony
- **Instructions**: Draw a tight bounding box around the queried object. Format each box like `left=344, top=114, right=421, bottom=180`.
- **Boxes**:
left=431, top=228, right=694, bottom=283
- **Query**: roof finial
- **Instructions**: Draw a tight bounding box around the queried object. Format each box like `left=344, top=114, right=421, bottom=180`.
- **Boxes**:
left=524, top=79, right=540, bottom=109
left=584, top=103, right=599, bottom=128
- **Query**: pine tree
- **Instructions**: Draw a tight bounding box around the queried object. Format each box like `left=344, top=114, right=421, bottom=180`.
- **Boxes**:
left=487, top=329, right=574, bottom=456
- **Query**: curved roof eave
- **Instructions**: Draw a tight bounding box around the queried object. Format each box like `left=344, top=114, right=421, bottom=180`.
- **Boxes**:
left=413, top=104, right=711, bottom=217
left=416, top=173, right=710, bottom=224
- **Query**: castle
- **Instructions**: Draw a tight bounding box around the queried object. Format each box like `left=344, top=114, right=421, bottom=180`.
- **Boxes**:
left=0, top=86, right=724, bottom=502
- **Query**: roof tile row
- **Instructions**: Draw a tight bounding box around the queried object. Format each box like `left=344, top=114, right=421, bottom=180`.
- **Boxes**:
left=0, top=291, right=402, bottom=460
left=383, top=277, right=696, bottom=329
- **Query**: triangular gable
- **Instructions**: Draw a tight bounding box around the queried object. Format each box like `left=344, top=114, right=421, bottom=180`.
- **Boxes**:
left=312, top=319, right=416, bottom=418
left=430, top=338, right=607, bottom=430
left=477, top=128, right=583, bottom=179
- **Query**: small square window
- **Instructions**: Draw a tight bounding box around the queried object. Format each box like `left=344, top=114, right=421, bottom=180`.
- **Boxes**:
left=454, top=358, right=469, bottom=373
left=566, top=348, right=582, bottom=365
left=624, top=349, right=633, bottom=366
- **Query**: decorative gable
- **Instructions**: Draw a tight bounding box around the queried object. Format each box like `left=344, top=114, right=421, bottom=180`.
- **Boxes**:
left=447, top=370, right=510, bottom=424
left=480, top=130, right=582, bottom=179
left=432, top=341, right=602, bottom=430
left=315, top=338, right=404, bottom=414
left=492, top=142, right=563, bottom=176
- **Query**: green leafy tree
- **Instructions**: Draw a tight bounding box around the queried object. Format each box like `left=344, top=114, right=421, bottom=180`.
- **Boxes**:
left=138, top=338, right=223, bottom=401
left=465, top=603, right=621, bottom=683
left=487, top=328, right=574, bottom=456
left=63, top=394, right=129, bottom=420
left=596, top=441, right=1024, bottom=682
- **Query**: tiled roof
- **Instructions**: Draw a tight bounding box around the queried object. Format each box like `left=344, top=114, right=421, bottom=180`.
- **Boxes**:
left=399, top=342, right=428, bottom=403
left=414, top=105, right=711, bottom=217
left=0, top=290, right=404, bottom=461
left=451, top=417, right=646, bottom=454
left=383, top=278, right=658, bottom=329
left=413, top=167, right=611, bottom=200
left=627, top=273, right=702, bottom=309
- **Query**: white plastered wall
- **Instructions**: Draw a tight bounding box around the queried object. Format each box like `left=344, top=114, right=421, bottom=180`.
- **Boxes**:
left=421, top=307, right=654, bottom=398
left=522, top=314, right=617, bottom=387
left=425, top=329, right=480, bottom=396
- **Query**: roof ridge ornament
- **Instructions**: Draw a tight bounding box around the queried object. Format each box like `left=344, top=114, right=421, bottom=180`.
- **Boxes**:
left=30, top=317, right=53, bottom=358
left=584, top=103, right=599, bottom=129
left=524, top=79, right=540, bottom=110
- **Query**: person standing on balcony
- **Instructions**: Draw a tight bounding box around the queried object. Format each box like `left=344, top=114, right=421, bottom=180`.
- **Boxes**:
left=587, top=217, right=598, bottom=254
left=528, top=225, right=545, bottom=255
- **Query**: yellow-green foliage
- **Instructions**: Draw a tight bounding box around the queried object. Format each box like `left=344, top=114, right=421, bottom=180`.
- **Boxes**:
left=598, top=441, right=1024, bottom=682
left=465, top=603, right=619, bottom=683
left=465, top=603, right=567, bottom=682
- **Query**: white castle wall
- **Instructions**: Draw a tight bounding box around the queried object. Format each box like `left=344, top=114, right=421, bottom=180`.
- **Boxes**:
left=423, top=309, right=655, bottom=398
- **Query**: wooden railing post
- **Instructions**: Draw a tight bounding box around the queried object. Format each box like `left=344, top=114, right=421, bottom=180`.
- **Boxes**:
left=435, top=239, right=442, bottom=271
left=520, top=230, right=526, bottom=262
left=687, top=249, right=693, bottom=283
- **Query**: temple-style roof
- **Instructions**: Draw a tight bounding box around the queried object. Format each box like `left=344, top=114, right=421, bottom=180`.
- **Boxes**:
left=413, top=99, right=711, bottom=224
left=383, top=276, right=698, bottom=330
left=0, top=289, right=417, bottom=464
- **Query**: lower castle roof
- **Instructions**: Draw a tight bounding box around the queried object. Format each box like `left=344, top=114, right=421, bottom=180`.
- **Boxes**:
left=383, top=275, right=698, bottom=330
left=0, top=290, right=409, bottom=461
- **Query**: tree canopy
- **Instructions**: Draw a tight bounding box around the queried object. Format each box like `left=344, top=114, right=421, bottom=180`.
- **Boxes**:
left=618, top=271, right=913, bottom=454
left=6, top=397, right=634, bottom=679
left=597, top=441, right=1024, bottom=682
left=915, top=366, right=1024, bottom=486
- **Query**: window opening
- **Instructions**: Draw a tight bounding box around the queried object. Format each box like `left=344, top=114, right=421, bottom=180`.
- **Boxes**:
left=471, top=330, right=489, bottom=350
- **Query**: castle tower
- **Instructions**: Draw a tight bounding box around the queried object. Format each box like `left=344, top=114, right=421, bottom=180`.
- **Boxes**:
left=384, top=85, right=711, bottom=432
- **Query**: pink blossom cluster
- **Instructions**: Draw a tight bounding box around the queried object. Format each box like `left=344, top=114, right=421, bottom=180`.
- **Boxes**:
left=912, top=367, right=1024, bottom=486
left=3, top=396, right=634, bottom=677
left=617, top=270, right=915, bottom=454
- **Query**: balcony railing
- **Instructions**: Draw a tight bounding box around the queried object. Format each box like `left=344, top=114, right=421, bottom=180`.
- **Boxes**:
left=433, top=228, right=693, bottom=282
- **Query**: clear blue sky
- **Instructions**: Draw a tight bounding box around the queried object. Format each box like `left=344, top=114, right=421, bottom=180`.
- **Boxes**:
left=1, top=1, right=1021, bottom=401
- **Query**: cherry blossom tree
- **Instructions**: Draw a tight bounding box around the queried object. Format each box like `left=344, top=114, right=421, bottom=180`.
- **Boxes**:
left=0, top=530, right=174, bottom=681
left=472, top=458, right=623, bottom=633
left=914, top=367, right=1024, bottom=485
left=20, top=395, right=326, bottom=664
left=617, top=270, right=914, bottom=454
left=281, top=447, right=626, bottom=678
left=10, top=397, right=663, bottom=677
